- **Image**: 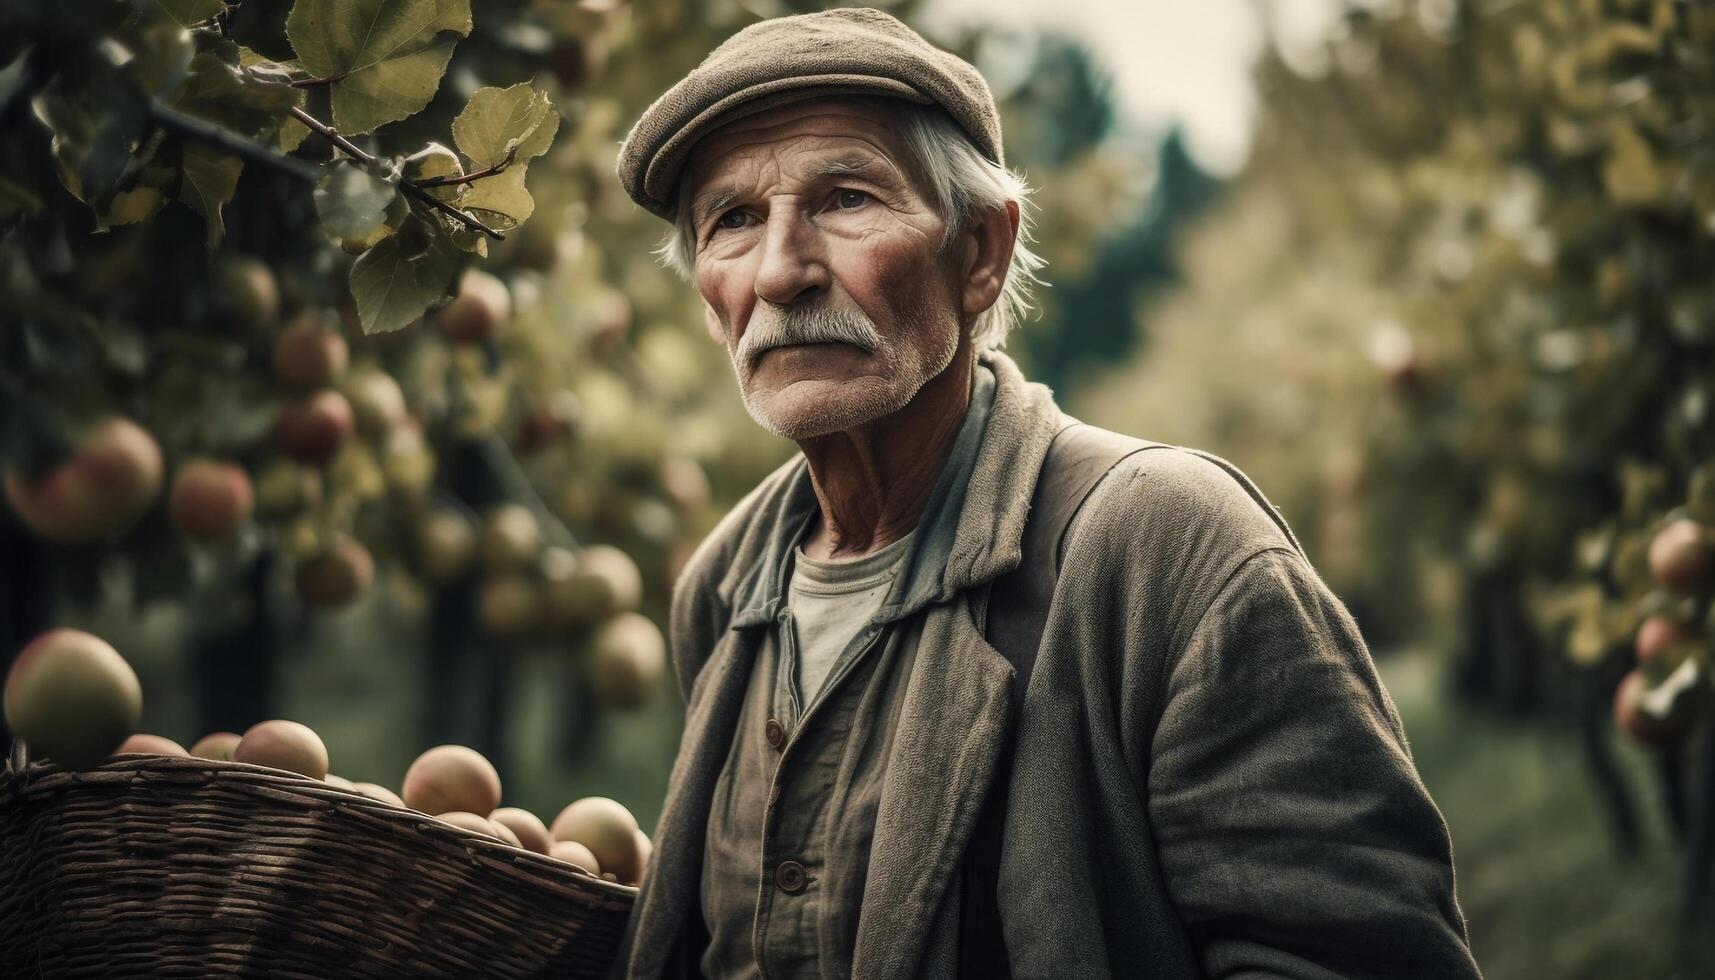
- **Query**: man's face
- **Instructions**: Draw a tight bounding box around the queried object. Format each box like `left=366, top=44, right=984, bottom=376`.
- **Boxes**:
left=683, top=98, right=966, bottom=441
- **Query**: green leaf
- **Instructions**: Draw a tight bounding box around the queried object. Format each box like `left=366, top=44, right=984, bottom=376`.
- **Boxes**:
left=349, top=227, right=462, bottom=334
left=449, top=84, right=557, bottom=231
left=170, top=51, right=298, bottom=141
left=286, top=0, right=472, bottom=135
left=315, top=160, right=398, bottom=238
left=402, top=141, right=462, bottom=201
left=236, top=48, right=311, bottom=151
left=180, top=143, right=244, bottom=247
left=94, top=152, right=175, bottom=231
left=150, top=0, right=224, bottom=29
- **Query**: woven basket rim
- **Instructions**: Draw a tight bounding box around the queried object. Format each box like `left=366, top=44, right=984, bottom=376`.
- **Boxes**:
left=0, top=754, right=642, bottom=902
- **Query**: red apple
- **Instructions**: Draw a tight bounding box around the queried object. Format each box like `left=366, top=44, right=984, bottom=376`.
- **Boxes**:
left=273, top=316, right=349, bottom=389
left=4, top=417, right=164, bottom=542
left=276, top=390, right=355, bottom=464
left=294, top=535, right=374, bottom=607
left=169, top=459, right=254, bottom=540
left=234, top=719, right=329, bottom=779
left=403, top=745, right=502, bottom=817
left=436, top=269, right=511, bottom=343
left=1649, top=519, right=1714, bottom=593
left=1636, top=615, right=1697, bottom=665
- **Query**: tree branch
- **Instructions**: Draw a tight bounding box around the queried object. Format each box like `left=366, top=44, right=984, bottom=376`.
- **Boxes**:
left=416, top=146, right=517, bottom=188
left=285, top=105, right=505, bottom=240
left=288, top=71, right=350, bottom=89
left=147, top=100, right=322, bottom=183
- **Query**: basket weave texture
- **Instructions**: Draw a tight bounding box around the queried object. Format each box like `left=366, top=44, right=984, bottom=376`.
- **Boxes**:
left=0, top=755, right=637, bottom=978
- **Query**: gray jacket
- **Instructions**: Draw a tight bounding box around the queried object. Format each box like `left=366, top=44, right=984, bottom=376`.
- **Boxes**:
left=609, top=349, right=1480, bottom=979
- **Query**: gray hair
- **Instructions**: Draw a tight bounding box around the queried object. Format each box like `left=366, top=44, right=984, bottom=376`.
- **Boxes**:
left=655, top=100, right=1047, bottom=351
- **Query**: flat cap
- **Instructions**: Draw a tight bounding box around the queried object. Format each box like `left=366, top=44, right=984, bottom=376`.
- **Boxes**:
left=615, top=7, right=1003, bottom=219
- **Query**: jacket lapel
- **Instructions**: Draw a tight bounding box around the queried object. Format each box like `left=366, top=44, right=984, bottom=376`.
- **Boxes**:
left=619, top=624, right=763, bottom=979
left=847, top=351, right=1066, bottom=975
left=850, top=598, right=1017, bottom=977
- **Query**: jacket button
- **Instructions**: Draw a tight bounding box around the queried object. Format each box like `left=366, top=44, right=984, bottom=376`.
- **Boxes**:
left=765, top=718, right=786, bottom=750
left=774, top=860, right=807, bottom=894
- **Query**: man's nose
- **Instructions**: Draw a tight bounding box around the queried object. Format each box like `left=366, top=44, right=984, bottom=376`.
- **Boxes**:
left=752, top=206, right=829, bottom=307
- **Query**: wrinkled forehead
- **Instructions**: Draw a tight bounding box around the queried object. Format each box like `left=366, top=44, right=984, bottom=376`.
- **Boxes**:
left=683, top=96, right=930, bottom=202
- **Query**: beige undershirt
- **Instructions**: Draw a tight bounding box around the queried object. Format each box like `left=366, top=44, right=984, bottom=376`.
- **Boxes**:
left=788, top=530, right=916, bottom=705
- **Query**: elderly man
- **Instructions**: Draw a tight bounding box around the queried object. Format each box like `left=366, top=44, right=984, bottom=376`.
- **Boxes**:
left=608, top=9, right=1480, bottom=980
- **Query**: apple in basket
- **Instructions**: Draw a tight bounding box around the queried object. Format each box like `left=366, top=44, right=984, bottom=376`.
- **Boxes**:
left=491, top=807, right=554, bottom=855
left=4, top=628, right=142, bottom=770
left=234, top=720, right=329, bottom=780
left=552, top=797, right=646, bottom=885
left=117, top=734, right=188, bottom=756
left=403, top=745, right=502, bottom=816
left=190, top=731, right=242, bottom=761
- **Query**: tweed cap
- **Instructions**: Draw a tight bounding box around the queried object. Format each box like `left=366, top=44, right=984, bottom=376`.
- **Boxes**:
left=615, top=7, right=1003, bottom=220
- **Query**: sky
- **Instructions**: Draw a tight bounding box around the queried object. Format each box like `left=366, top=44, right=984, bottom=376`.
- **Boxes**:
left=918, top=0, right=1347, bottom=175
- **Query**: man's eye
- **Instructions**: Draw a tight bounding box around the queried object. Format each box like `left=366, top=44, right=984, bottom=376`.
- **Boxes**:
left=832, top=189, right=870, bottom=210
left=714, top=210, right=750, bottom=231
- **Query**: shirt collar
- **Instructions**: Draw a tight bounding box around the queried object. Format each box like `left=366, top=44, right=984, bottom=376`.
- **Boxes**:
left=726, top=349, right=1064, bottom=631
left=730, top=362, right=996, bottom=630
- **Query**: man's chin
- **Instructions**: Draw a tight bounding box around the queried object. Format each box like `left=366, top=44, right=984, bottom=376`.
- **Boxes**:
left=742, top=379, right=904, bottom=441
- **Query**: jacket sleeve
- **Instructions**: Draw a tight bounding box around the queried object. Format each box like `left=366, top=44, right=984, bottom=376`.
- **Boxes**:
left=1146, top=546, right=1481, bottom=980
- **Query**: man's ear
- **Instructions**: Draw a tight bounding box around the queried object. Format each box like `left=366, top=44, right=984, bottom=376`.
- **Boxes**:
left=702, top=301, right=725, bottom=345
left=960, top=200, right=1020, bottom=319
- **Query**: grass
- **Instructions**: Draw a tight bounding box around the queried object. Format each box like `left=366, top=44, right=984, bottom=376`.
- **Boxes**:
left=1379, top=650, right=1715, bottom=980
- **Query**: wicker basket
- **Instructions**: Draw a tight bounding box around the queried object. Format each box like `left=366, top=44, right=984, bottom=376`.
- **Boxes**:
left=0, top=751, right=637, bottom=978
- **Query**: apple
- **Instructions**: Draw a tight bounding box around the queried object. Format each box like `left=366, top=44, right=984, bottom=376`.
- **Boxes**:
left=4, top=629, right=142, bottom=770
left=344, top=369, right=409, bottom=437
left=213, top=255, right=281, bottom=328
left=253, top=459, right=323, bottom=518
left=1636, top=615, right=1697, bottom=665
left=4, top=417, right=164, bottom=543
left=190, top=731, right=242, bottom=761
left=438, top=811, right=507, bottom=841
left=481, top=504, right=541, bottom=571
left=549, top=840, right=601, bottom=876
left=591, top=612, right=666, bottom=708
left=631, top=828, right=653, bottom=884
left=545, top=545, right=642, bottom=625
left=233, top=719, right=329, bottom=779
left=1649, top=519, right=1714, bottom=593
left=117, top=733, right=189, bottom=757
left=416, top=507, right=477, bottom=585
left=169, top=459, right=254, bottom=540
left=436, top=269, right=511, bottom=343
left=660, top=457, right=711, bottom=511
left=273, top=316, right=349, bottom=389
left=294, top=535, right=374, bottom=607
left=551, top=797, right=642, bottom=885
left=479, top=574, right=541, bottom=636
left=276, top=390, right=355, bottom=464
left=516, top=391, right=581, bottom=455
left=403, top=745, right=502, bottom=817
left=491, top=807, right=553, bottom=855
left=352, top=782, right=405, bottom=807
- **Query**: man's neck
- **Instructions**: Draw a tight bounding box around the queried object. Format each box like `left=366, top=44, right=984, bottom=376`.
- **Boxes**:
left=797, top=347, right=976, bottom=561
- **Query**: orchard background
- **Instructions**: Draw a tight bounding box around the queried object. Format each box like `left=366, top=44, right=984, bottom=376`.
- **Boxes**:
left=2, top=0, right=1714, bottom=976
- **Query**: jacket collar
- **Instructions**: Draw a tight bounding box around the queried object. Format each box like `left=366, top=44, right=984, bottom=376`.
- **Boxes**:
left=726, top=348, right=1064, bottom=629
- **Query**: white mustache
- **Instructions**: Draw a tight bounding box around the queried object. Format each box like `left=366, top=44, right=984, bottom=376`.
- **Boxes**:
left=736, top=302, right=884, bottom=369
